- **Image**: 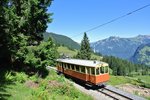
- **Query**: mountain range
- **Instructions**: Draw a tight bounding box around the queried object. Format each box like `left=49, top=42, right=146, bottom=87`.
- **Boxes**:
left=91, top=35, right=150, bottom=59
left=43, top=32, right=150, bottom=66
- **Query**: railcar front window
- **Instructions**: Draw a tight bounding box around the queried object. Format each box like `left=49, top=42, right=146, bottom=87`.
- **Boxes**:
left=105, top=66, right=109, bottom=73
left=100, top=66, right=104, bottom=74
left=91, top=68, right=95, bottom=75
left=96, top=67, right=100, bottom=75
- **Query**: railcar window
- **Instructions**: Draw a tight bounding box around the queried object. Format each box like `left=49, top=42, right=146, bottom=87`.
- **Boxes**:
left=105, top=66, right=109, bottom=73
left=91, top=68, right=95, bottom=75
left=100, top=66, right=104, bottom=74
left=64, top=63, right=67, bottom=69
left=66, top=64, right=69, bottom=69
left=71, top=64, right=75, bottom=70
left=68, top=64, right=71, bottom=69
left=62, top=63, right=64, bottom=67
left=64, top=64, right=66, bottom=68
left=80, top=66, right=85, bottom=73
left=87, top=67, right=90, bottom=74
left=96, top=67, right=100, bottom=75
left=57, top=62, right=59, bottom=66
left=76, top=65, right=80, bottom=71
left=63, top=63, right=66, bottom=68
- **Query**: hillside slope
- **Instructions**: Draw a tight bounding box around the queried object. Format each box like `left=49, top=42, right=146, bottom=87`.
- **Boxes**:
left=91, top=35, right=150, bottom=59
left=43, top=32, right=80, bottom=50
left=57, top=46, right=102, bottom=60
left=131, top=43, right=150, bottom=66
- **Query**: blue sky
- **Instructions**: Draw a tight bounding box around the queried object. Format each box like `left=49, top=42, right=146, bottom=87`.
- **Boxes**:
left=47, top=0, right=150, bottom=42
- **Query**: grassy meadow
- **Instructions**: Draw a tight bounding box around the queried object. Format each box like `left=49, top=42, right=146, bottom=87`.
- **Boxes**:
left=57, top=46, right=102, bottom=60
left=0, top=70, right=93, bottom=100
left=108, top=75, right=150, bottom=88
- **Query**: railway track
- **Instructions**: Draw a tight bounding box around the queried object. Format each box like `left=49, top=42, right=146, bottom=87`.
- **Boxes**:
left=98, top=85, right=145, bottom=100
left=98, top=88, right=131, bottom=100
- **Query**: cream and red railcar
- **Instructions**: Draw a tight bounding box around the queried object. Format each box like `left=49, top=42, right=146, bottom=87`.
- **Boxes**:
left=56, top=58, right=109, bottom=86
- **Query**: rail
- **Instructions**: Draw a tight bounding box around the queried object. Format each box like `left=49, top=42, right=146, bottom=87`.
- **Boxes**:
left=97, top=85, right=145, bottom=100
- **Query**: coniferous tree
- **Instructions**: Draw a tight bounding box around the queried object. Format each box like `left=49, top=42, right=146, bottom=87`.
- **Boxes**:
left=76, top=32, right=91, bottom=60
left=0, top=0, right=55, bottom=72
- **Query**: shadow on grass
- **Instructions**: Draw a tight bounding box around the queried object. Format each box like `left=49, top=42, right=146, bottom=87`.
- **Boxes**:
left=24, top=67, right=49, bottom=78
left=0, top=66, right=13, bottom=100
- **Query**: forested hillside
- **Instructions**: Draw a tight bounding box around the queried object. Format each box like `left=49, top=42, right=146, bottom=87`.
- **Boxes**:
left=103, top=56, right=150, bottom=76
left=43, top=32, right=80, bottom=50
left=131, top=43, right=150, bottom=66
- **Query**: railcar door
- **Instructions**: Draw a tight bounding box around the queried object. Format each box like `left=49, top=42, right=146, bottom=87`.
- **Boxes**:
left=86, top=67, right=91, bottom=81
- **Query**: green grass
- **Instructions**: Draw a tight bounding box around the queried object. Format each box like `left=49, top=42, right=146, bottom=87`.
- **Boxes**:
left=91, top=54, right=103, bottom=60
left=108, top=75, right=150, bottom=100
left=108, top=75, right=150, bottom=89
left=0, top=70, right=93, bottom=100
left=57, top=46, right=78, bottom=57
left=57, top=46, right=102, bottom=60
left=108, top=75, right=131, bottom=86
left=130, top=75, right=150, bottom=88
left=134, top=75, right=150, bottom=84
left=4, top=82, right=33, bottom=100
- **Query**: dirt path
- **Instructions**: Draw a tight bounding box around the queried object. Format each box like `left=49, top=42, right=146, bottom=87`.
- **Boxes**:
left=116, top=84, right=150, bottom=98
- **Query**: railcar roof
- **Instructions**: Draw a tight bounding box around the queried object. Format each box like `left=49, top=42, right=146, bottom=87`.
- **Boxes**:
left=56, top=58, right=108, bottom=67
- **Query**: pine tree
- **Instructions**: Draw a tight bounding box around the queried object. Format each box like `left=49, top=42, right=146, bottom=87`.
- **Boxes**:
left=76, top=32, right=91, bottom=60
left=0, top=0, right=54, bottom=70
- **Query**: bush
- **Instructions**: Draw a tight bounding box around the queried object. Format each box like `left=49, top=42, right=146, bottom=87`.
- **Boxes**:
left=29, top=73, right=40, bottom=83
left=4, top=71, right=14, bottom=81
left=31, top=87, right=49, bottom=100
left=14, top=72, right=28, bottom=83
left=5, top=71, right=28, bottom=83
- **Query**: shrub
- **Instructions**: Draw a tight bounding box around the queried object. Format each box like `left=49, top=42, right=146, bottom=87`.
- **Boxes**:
left=5, top=71, right=14, bottom=81
left=29, top=73, right=40, bottom=83
left=31, top=88, right=49, bottom=100
left=14, top=72, right=28, bottom=83
left=5, top=71, right=28, bottom=83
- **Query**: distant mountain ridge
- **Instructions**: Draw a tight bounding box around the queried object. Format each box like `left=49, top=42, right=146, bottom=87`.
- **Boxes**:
left=91, top=35, right=150, bottom=59
left=43, top=32, right=80, bottom=50
left=131, top=43, right=150, bottom=66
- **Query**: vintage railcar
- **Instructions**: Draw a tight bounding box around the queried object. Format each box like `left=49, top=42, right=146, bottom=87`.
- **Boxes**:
left=56, top=58, right=109, bottom=86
